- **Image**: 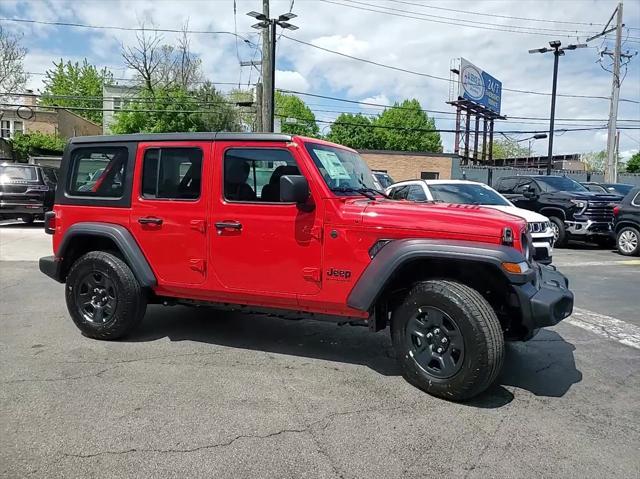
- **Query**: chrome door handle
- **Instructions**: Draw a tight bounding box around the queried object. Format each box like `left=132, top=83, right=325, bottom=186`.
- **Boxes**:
left=215, top=221, right=242, bottom=231
left=138, top=217, right=163, bottom=225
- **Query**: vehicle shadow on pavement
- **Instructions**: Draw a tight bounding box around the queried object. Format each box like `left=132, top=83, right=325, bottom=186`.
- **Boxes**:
left=128, top=307, right=582, bottom=407
left=0, top=221, right=44, bottom=229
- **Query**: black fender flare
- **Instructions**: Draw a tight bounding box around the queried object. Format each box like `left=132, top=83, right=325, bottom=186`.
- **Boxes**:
left=57, top=222, right=156, bottom=287
left=347, top=239, right=529, bottom=312
left=539, top=207, right=566, bottom=221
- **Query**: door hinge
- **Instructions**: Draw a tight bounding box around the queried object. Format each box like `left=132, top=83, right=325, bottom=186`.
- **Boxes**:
left=190, top=219, right=207, bottom=234
left=302, top=267, right=321, bottom=282
left=189, top=258, right=206, bottom=274
left=302, top=225, right=323, bottom=241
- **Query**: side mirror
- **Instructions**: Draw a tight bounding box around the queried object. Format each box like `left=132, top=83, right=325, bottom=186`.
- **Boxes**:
left=280, top=175, right=309, bottom=204
left=523, top=187, right=537, bottom=199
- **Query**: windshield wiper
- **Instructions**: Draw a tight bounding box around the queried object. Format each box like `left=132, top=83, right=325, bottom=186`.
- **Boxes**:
left=354, top=177, right=390, bottom=198
left=330, top=186, right=379, bottom=200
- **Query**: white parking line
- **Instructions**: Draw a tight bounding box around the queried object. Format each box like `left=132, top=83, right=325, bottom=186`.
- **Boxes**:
left=554, top=260, right=640, bottom=267
left=567, top=307, right=640, bottom=350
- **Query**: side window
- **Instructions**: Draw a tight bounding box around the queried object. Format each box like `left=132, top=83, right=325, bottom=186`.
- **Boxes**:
left=407, top=185, right=427, bottom=201
left=391, top=185, right=409, bottom=200
left=513, top=179, right=532, bottom=194
left=69, top=147, right=128, bottom=197
left=496, top=178, right=517, bottom=193
left=632, top=192, right=640, bottom=207
left=41, top=167, right=57, bottom=185
left=224, top=148, right=300, bottom=203
left=141, top=148, right=202, bottom=200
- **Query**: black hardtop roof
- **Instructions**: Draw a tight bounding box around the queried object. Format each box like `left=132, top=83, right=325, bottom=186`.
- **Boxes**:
left=69, top=132, right=293, bottom=144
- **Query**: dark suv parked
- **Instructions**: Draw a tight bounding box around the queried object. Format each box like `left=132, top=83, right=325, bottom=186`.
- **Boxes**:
left=0, top=163, right=58, bottom=223
left=612, top=187, right=640, bottom=256
left=494, top=175, right=622, bottom=247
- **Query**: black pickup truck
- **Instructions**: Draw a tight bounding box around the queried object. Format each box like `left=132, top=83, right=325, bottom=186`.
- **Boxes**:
left=0, top=163, right=58, bottom=223
left=494, top=175, right=622, bottom=247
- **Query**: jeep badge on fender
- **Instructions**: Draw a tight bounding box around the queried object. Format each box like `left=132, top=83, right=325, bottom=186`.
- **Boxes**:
left=39, top=132, right=573, bottom=402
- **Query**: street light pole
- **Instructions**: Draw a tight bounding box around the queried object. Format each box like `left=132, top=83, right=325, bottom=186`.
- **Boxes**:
left=529, top=41, right=587, bottom=175
left=248, top=11, right=298, bottom=133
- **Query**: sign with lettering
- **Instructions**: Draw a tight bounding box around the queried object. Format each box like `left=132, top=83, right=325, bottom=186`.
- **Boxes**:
left=459, top=58, right=502, bottom=114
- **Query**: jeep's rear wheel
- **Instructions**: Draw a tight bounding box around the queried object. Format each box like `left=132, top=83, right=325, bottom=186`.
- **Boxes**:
left=65, top=251, right=147, bottom=340
left=391, top=280, right=504, bottom=401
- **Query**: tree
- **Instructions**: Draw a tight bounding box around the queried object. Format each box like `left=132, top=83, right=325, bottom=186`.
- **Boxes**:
left=626, top=152, right=640, bottom=173
left=40, top=60, right=113, bottom=125
left=122, top=24, right=203, bottom=94
left=275, top=91, right=319, bottom=137
left=111, top=84, right=240, bottom=134
left=374, top=99, right=442, bottom=152
left=10, top=132, right=66, bottom=161
left=327, top=113, right=378, bottom=149
left=491, top=139, right=529, bottom=159
left=0, top=26, right=29, bottom=98
left=580, top=151, right=607, bottom=172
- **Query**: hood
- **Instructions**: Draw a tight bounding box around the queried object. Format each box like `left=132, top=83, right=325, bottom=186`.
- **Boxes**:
left=484, top=205, right=550, bottom=223
left=552, top=190, right=622, bottom=202
left=360, top=199, right=526, bottom=240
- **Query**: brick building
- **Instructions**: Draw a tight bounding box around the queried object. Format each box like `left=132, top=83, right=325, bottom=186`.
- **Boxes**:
left=359, top=150, right=457, bottom=182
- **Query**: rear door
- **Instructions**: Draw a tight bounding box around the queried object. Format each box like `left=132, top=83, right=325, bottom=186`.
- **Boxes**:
left=130, top=142, right=209, bottom=285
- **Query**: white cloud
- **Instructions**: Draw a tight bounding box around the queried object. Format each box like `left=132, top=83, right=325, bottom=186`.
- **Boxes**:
left=360, top=94, right=391, bottom=106
left=275, top=70, right=309, bottom=92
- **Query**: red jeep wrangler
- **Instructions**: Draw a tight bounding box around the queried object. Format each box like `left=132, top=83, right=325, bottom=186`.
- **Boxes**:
left=40, top=133, right=573, bottom=400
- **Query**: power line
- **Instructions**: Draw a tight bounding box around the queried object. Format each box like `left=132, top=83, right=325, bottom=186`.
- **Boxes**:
left=0, top=102, right=256, bottom=115
left=23, top=71, right=255, bottom=87
left=339, top=0, right=604, bottom=36
left=280, top=36, right=639, bottom=103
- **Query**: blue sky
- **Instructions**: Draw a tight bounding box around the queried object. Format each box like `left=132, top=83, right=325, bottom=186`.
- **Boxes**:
left=1, top=0, right=639, bottom=159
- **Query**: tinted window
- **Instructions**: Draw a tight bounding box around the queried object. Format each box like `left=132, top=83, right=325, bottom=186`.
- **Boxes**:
left=513, top=179, right=533, bottom=194
left=0, top=165, right=38, bottom=182
left=407, top=185, right=427, bottom=201
left=583, top=183, right=607, bottom=193
left=390, top=185, right=410, bottom=200
left=373, top=172, right=394, bottom=188
left=535, top=176, right=587, bottom=192
left=224, top=148, right=299, bottom=202
left=69, top=147, right=128, bottom=197
left=142, top=148, right=202, bottom=200
left=496, top=177, right=518, bottom=193
left=429, top=183, right=511, bottom=206
left=41, top=167, right=58, bottom=184
left=605, top=184, right=633, bottom=196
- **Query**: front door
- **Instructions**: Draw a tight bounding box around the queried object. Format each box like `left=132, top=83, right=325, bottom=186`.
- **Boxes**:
left=210, top=142, right=322, bottom=295
left=130, top=142, right=209, bottom=285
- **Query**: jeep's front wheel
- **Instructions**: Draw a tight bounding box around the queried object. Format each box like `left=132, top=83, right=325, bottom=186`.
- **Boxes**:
left=391, top=280, right=504, bottom=401
left=65, top=251, right=147, bottom=340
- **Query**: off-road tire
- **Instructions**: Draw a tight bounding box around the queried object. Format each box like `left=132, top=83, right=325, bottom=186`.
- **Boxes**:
left=391, top=280, right=504, bottom=401
left=616, top=226, right=640, bottom=256
left=21, top=215, right=35, bottom=225
left=549, top=216, right=567, bottom=247
left=65, top=251, right=147, bottom=340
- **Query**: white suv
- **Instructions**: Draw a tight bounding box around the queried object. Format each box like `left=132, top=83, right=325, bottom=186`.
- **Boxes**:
left=386, top=179, right=555, bottom=264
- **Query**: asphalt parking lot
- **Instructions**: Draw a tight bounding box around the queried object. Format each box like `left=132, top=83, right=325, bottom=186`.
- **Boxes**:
left=1, top=221, right=639, bottom=478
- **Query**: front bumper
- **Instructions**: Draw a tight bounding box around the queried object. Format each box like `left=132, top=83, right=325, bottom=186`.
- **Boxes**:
left=513, top=264, right=574, bottom=339
left=531, top=234, right=554, bottom=265
left=566, top=219, right=611, bottom=237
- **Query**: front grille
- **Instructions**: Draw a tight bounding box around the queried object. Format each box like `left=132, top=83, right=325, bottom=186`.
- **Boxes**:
left=0, top=184, right=28, bottom=194
left=583, top=201, right=614, bottom=222
left=528, top=221, right=549, bottom=234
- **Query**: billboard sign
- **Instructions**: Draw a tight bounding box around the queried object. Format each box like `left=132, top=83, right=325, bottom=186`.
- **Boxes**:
left=459, top=58, right=502, bottom=114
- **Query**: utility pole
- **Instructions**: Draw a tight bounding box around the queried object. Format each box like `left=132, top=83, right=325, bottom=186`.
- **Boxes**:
left=255, top=83, right=263, bottom=132
left=261, top=0, right=271, bottom=132
left=247, top=10, right=298, bottom=132
left=605, top=2, right=623, bottom=183
left=529, top=41, right=587, bottom=175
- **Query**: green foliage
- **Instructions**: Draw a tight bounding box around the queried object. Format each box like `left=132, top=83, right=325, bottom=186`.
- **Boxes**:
left=626, top=151, right=640, bottom=173
left=581, top=151, right=607, bottom=172
left=275, top=91, right=320, bottom=137
left=327, top=99, right=442, bottom=152
left=491, top=139, right=529, bottom=159
left=10, top=132, right=66, bottom=160
left=111, top=84, right=241, bottom=134
left=374, top=99, right=442, bottom=152
left=40, top=59, right=113, bottom=125
left=327, top=113, right=376, bottom=149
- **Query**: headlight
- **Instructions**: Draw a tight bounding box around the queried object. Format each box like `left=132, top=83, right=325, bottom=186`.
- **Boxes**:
left=570, top=199, right=587, bottom=214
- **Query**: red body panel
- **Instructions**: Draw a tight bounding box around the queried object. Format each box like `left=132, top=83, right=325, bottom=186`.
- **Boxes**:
left=52, top=135, right=527, bottom=319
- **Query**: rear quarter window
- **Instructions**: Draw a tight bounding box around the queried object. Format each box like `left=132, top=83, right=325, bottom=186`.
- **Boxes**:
left=68, top=147, right=128, bottom=198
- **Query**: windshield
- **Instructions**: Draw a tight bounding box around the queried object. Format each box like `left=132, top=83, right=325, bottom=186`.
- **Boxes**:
left=373, top=172, right=394, bottom=188
left=535, top=176, right=587, bottom=192
left=305, top=142, right=377, bottom=194
left=429, top=183, right=511, bottom=206
left=604, top=184, right=632, bottom=195
left=0, top=165, right=38, bottom=182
